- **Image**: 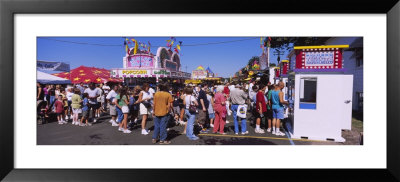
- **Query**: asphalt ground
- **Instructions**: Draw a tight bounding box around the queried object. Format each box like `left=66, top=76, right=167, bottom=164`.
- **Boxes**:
left=37, top=112, right=341, bottom=145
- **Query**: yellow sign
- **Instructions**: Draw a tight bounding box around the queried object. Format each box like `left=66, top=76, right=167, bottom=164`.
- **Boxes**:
left=122, top=70, right=148, bottom=75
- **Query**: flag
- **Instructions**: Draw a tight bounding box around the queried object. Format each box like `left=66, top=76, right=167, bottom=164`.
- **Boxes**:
left=171, top=41, right=174, bottom=47
left=148, top=41, right=151, bottom=52
left=176, top=44, right=181, bottom=50
left=131, top=39, right=138, bottom=55
left=260, top=37, right=263, bottom=44
left=174, top=47, right=179, bottom=54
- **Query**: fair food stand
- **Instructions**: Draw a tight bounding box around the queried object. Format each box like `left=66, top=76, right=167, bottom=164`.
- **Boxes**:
left=287, top=45, right=353, bottom=142
left=110, top=47, right=191, bottom=86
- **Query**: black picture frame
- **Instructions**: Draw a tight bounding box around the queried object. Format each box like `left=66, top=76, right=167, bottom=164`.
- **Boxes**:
left=1, top=0, right=399, bottom=181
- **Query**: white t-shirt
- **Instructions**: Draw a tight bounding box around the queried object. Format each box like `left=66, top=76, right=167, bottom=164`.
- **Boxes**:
left=185, top=95, right=196, bottom=109
left=248, top=83, right=254, bottom=94
left=228, top=85, right=235, bottom=91
left=97, top=88, right=103, bottom=102
left=149, top=88, right=155, bottom=96
left=66, top=92, right=74, bottom=101
left=84, top=88, right=101, bottom=104
left=106, top=90, right=118, bottom=104
left=102, top=85, right=110, bottom=94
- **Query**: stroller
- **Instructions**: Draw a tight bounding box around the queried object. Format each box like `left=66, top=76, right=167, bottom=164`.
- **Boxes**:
left=37, top=100, right=56, bottom=124
left=37, top=100, right=48, bottom=124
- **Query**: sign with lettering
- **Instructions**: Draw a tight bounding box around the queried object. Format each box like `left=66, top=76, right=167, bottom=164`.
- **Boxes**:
left=121, top=70, right=148, bottom=75
left=153, top=70, right=170, bottom=75
left=37, top=60, right=70, bottom=72
left=192, top=70, right=207, bottom=79
left=304, top=51, right=334, bottom=67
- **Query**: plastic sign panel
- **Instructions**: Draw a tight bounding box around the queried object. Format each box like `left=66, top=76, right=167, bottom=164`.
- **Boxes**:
left=304, top=51, right=334, bottom=67
left=127, top=55, right=154, bottom=68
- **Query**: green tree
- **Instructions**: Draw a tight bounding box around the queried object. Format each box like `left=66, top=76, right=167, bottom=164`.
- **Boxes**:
left=269, top=63, right=276, bottom=67
left=265, top=37, right=332, bottom=50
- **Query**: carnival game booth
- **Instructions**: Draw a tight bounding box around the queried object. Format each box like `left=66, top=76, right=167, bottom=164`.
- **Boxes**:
left=287, top=45, right=353, bottom=142
left=110, top=47, right=191, bottom=87
left=53, top=65, right=122, bottom=84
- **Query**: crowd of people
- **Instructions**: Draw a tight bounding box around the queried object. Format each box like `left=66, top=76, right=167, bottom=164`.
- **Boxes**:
left=37, top=79, right=290, bottom=144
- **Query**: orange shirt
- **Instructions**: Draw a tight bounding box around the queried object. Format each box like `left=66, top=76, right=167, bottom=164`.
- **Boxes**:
left=153, top=91, right=173, bottom=116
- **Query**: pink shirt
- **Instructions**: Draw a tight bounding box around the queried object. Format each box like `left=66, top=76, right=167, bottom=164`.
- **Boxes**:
left=214, top=92, right=226, bottom=114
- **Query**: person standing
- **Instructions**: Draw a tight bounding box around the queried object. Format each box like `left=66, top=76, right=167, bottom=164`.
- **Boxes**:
left=115, top=87, right=131, bottom=133
left=66, top=87, right=74, bottom=120
left=48, top=85, right=56, bottom=111
left=265, top=85, right=274, bottom=133
left=255, top=84, right=267, bottom=134
left=213, top=85, right=227, bottom=134
left=206, top=91, right=215, bottom=128
left=271, top=82, right=289, bottom=136
left=138, top=83, right=153, bottom=135
left=197, top=84, right=209, bottom=133
left=84, top=83, right=101, bottom=123
left=184, top=87, right=199, bottom=140
left=152, top=84, right=173, bottom=144
left=230, top=84, right=249, bottom=135
left=129, top=86, right=141, bottom=126
left=71, top=88, right=82, bottom=125
left=54, top=95, right=66, bottom=124
left=37, top=83, right=44, bottom=101
left=80, top=93, right=91, bottom=126
left=106, top=85, right=119, bottom=126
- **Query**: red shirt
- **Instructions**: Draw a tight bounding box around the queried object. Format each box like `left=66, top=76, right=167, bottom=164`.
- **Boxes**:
left=256, top=91, right=267, bottom=113
left=54, top=100, right=64, bottom=113
left=223, top=86, right=230, bottom=95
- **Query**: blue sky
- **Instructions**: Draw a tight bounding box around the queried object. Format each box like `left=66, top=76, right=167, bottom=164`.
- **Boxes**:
left=37, top=37, right=288, bottom=77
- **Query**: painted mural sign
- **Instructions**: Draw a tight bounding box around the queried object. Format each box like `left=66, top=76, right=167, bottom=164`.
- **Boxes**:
left=127, top=55, right=154, bottom=68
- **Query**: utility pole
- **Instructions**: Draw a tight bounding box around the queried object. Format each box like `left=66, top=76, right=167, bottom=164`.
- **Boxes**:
left=273, top=49, right=284, bottom=65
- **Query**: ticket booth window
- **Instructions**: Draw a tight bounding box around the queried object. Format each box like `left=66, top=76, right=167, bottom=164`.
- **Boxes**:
left=299, top=77, right=317, bottom=109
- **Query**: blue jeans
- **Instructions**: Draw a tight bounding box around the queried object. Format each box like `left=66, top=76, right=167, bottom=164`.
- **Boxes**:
left=116, top=106, right=123, bottom=123
left=231, top=104, right=247, bottom=133
left=49, top=96, right=55, bottom=109
left=152, top=115, right=168, bottom=141
left=185, top=109, right=198, bottom=140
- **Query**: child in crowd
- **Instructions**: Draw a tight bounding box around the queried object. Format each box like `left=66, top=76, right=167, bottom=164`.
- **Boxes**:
left=206, top=91, right=215, bottom=128
left=54, top=95, right=66, bottom=125
left=80, top=93, right=91, bottom=126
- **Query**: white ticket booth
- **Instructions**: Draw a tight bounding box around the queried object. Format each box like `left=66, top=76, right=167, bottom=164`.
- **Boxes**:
left=291, top=74, right=353, bottom=142
left=287, top=45, right=353, bottom=142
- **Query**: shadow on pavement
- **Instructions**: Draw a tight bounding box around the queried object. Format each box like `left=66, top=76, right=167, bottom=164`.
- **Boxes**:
left=200, top=137, right=278, bottom=145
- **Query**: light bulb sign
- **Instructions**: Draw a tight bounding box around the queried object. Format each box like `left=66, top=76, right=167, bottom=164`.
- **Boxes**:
left=294, top=45, right=349, bottom=72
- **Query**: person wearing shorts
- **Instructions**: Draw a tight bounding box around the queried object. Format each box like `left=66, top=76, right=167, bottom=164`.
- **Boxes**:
left=84, top=83, right=101, bottom=123
left=138, top=83, right=153, bottom=135
left=106, top=85, right=118, bottom=126
left=80, top=93, right=91, bottom=126
left=71, top=88, right=82, bottom=125
left=265, top=85, right=274, bottom=133
left=271, top=82, right=289, bottom=136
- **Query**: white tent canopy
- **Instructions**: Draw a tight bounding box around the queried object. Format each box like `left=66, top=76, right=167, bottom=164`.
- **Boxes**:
left=37, top=71, right=71, bottom=85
